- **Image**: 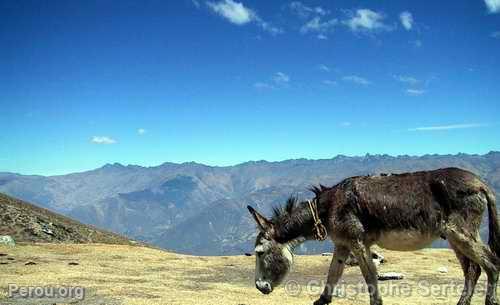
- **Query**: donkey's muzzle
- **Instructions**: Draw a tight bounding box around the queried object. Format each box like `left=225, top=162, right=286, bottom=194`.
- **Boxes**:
left=256, top=280, right=272, bottom=294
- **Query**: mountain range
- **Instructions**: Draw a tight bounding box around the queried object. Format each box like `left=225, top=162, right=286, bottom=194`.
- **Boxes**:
left=1, top=152, right=499, bottom=255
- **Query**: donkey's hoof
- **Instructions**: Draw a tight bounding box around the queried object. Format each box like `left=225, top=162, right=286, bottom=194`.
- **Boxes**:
left=313, top=295, right=331, bottom=305
left=486, top=299, right=500, bottom=305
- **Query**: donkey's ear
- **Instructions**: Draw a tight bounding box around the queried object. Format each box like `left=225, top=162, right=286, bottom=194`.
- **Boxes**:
left=247, top=205, right=273, bottom=233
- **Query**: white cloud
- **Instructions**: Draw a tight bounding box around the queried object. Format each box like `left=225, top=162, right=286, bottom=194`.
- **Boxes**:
left=91, top=136, right=117, bottom=144
left=289, top=2, right=334, bottom=38
left=491, top=31, right=500, bottom=38
left=340, top=122, right=352, bottom=127
left=408, top=123, right=488, bottom=132
left=289, top=2, right=329, bottom=18
left=485, top=0, right=500, bottom=13
left=256, top=19, right=282, bottom=35
left=322, top=80, right=337, bottom=86
left=342, top=75, right=371, bottom=85
left=137, top=128, right=147, bottom=135
left=399, top=11, right=413, bottom=30
left=272, top=72, right=290, bottom=84
left=254, top=72, right=290, bottom=90
left=343, top=9, right=390, bottom=32
left=300, top=17, right=338, bottom=34
left=207, top=0, right=282, bottom=34
left=192, top=0, right=201, bottom=9
left=406, top=89, right=425, bottom=96
left=318, top=64, right=330, bottom=72
left=207, top=0, right=254, bottom=25
left=394, top=75, right=419, bottom=85
left=410, top=39, right=422, bottom=48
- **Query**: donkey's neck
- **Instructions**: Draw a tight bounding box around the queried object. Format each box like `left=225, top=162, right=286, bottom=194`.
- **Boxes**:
left=273, top=202, right=320, bottom=245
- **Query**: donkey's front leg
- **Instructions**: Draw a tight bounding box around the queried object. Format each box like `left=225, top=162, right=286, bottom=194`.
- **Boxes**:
left=313, top=246, right=350, bottom=305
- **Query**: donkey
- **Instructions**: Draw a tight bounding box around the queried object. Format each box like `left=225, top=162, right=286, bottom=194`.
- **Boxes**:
left=248, top=167, right=500, bottom=305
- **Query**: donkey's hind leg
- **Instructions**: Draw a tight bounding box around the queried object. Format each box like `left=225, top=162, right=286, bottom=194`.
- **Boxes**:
left=446, top=228, right=499, bottom=305
left=449, top=242, right=482, bottom=305
left=351, top=242, right=382, bottom=305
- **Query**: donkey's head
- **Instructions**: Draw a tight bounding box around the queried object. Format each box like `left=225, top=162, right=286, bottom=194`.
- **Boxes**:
left=247, top=205, right=293, bottom=294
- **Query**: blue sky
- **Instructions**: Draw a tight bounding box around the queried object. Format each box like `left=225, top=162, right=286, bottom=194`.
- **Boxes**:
left=1, top=0, right=499, bottom=176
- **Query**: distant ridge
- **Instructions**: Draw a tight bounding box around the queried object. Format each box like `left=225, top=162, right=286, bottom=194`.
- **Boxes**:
left=0, top=193, right=136, bottom=245
left=6, top=151, right=498, bottom=177
left=0, top=151, right=499, bottom=254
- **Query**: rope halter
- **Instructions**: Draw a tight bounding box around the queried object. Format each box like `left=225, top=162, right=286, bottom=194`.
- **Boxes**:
left=307, top=198, right=328, bottom=241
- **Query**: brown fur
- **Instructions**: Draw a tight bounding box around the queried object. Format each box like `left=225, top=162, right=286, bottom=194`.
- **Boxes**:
left=249, top=168, right=500, bottom=305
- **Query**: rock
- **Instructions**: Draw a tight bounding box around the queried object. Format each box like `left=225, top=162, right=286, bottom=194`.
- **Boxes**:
left=378, top=272, right=404, bottom=281
left=25, top=261, right=36, bottom=266
left=0, top=253, right=7, bottom=256
left=244, top=253, right=253, bottom=257
left=322, top=252, right=333, bottom=256
left=42, top=223, right=55, bottom=236
left=68, top=262, right=79, bottom=266
left=373, top=252, right=385, bottom=263
left=0, top=235, right=15, bottom=246
left=438, top=266, right=448, bottom=273
left=345, top=250, right=386, bottom=266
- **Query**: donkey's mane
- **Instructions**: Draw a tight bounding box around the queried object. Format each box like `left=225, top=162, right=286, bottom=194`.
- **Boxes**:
left=309, top=184, right=330, bottom=198
left=271, top=196, right=298, bottom=222
left=270, top=184, right=331, bottom=223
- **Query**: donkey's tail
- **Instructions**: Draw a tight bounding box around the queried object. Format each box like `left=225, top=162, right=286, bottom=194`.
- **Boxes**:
left=484, top=187, right=500, bottom=260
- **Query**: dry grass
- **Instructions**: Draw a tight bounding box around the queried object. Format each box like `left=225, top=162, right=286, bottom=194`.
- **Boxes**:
left=0, top=243, right=491, bottom=305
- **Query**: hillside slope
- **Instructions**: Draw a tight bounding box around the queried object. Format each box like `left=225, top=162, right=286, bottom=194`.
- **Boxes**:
left=0, top=193, right=135, bottom=245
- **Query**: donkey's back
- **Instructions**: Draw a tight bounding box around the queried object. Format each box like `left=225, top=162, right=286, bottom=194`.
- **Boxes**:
left=336, top=167, right=493, bottom=251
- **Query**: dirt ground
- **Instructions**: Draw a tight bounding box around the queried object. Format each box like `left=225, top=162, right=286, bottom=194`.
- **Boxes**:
left=0, top=243, right=492, bottom=305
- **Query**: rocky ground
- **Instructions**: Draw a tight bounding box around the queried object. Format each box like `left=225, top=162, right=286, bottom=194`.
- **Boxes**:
left=0, top=193, right=135, bottom=245
left=0, top=243, right=492, bottom=305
